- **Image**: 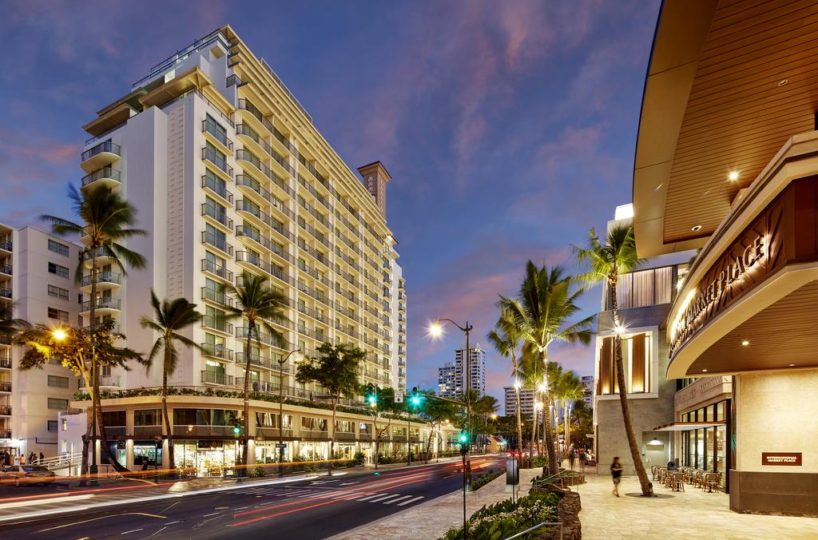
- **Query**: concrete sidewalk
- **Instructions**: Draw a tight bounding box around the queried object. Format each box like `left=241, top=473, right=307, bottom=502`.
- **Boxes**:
left=577, top=473, right=818, bottom=539
left=331, top=468, right=541, bottom=540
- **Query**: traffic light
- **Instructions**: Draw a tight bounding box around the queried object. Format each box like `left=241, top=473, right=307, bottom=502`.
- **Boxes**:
left=233, top=422, right=241, bottom=436
left=458, top=430, right=469, bottom=445
left=409, top=386, right=423, bottom=408
left=366, top=384, right=377, bottom=407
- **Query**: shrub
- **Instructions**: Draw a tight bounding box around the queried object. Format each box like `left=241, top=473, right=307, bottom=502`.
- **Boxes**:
left=353, top=452, right=366, bottom=466
left=471, top=469, right=504, bottom=491
left=440, top=491, right=559, bottom=540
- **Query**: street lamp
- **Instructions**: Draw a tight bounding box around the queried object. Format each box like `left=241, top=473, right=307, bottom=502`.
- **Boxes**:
left=51, top=328, right=68, bottom=342
left=428, top=317, right=474, bottom=539
left=278, top=349, right=303, bottom=477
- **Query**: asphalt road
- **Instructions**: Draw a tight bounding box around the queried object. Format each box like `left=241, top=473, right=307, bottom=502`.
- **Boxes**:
left=1, top=456, right=504, bottom=539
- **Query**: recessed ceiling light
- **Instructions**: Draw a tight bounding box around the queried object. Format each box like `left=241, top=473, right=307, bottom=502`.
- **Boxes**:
left=741, top=340, right=750, bottom=347
left=778, top=79, right=788, bottom=87
left=691, top=225, right=702, bottom=232
left=702, top=369, right=708, bottom=373
left=655, top=183, right=664, bottom=191
left=728, top=170, right=740, bottom=182
left=788, top=363, right=796, bottom=367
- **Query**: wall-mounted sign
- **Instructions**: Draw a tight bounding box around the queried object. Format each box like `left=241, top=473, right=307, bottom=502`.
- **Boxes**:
left=762, top=452, right=802, bottom=466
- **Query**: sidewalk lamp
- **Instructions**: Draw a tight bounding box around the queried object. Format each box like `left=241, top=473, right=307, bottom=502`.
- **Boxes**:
left=51, top=328, right=68, bottom=342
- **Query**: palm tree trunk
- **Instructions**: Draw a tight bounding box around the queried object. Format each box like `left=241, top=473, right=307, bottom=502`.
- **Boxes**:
left=512, top=355, right=524, bottom=467
left=89, top=251, right=98, bottom=480
left=610, top=279, right=652, bottom=495
left=530, top=404, right=538, bottom=468
left=541, top=351, right=559, bottom=477
left=242, top=320, right=254, bottom=474
left=328, top=398, right=336, bottom=476
left=162, top=361, right=174, bottom=471
left=564, top=401, right=571, bottom=453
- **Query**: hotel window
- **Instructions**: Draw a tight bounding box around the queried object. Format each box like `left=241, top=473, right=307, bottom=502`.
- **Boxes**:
left=48, top=398, right=68, bottom=410
left=47, top=307, right=69, bottom=323
left=48, top=239, right=70, bottom=257
left=48, top=284, right=69, bottom=300
left=48, top=262, right=69, bottom=279
left=596, top=333, right=651, bottom=395
left=204, top=141, right=227, bottom=172
left=47, top=420, right=58, bottom=432
left=47, top=375, right=69, bottom=388
left=205, top=114, right=228, bottom=146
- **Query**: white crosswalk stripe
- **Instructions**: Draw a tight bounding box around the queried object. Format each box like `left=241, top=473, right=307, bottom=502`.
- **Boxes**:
left=383, top=495, right=414, bottom=505
left=396, top=496, right=425, bottom=506
left=368, top=494, right=402, bottom=503
left=356, top=493, right=385, bottom=501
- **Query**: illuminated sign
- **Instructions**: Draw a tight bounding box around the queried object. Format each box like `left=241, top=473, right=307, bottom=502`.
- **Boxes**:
left=762, top=452, right=802, bottom=466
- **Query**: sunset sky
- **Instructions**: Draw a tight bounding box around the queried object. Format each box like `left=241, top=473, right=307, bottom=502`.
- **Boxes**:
left=0, top=0, right=662, bottom=408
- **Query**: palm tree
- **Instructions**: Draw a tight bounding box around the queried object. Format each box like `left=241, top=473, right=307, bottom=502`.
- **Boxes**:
left=41, top=184, right=146, bottom=474
left=296, top=343, right=364, bottom=475
left=0, top=305, right=27, bottom=344
left=554, top=370, right=585, bottom=453
left=140, top=291, right=203, bottom=470
left=501, top=262, right=594, bottom=476
left=227, top=271, right=288, bottom=471
left=487, top=308, right=525, bottom=464
left=575, top=224, right=652, bottom=495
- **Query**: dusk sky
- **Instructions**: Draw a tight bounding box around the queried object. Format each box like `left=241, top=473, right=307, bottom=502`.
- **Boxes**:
left=0, top=0, right=661, bottom=409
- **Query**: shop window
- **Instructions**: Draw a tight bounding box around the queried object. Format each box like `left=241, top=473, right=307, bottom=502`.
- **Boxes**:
left=135, top=409, right=162, bottom=426
left=102, top=410, right=126, bottom=426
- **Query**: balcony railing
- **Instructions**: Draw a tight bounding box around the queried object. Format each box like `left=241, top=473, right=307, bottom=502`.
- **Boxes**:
left=0, top=265, right=10, bottom=276
left=202, top=146, right=233, bottom=177
left=202, top=118, right=233, bottom=150
left=202, top=173, right=234, bottom=204
left=201, top=258, right=234, bottom=282
left=81, top=272, right=122, bottom=287
left=82, top=298, right=120, bottom=311
left=0, top=406, right=11, bottom=416
left=81, top=140, right=121, bottom=162
left=0, top=241, right=10, bottom=252
left=202, top=317, right=234, bottom=335
left=201, top=342, right=234, bottom=361
left=202, top=287, right=233, bottom=308
left=235, top=251, right=288, bottom=283
left=202, top=202, right=233, bottom=229
left=81, top=166, right=121, bottom=187
left=0, top=358, right=11, bottom=369
left=201, top=230, right=233, bottom=256
left=0, top=382, right=11, bottom=392
left=256, top=427, right=294, bottom=439
left=200, top=370, right=233, bottom=386
left=301, top=429, right=328, bottom=440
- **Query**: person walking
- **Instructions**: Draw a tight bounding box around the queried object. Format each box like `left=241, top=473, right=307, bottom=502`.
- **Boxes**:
left=579, top=448, right=587, bottom=472
left=610, top=456, right=623, bottom=497
left=568, top=447, right=576, bottom=471
left=38, top=452, right=45, bottom=464
left=18, top=453, right=25, bottom=466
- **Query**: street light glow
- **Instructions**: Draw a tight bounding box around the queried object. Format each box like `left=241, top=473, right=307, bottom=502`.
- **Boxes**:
left=537, top=382, right=546, bottom=393
left=513, top=379, right=522, bottom=390
left=427, top=320, right=444, bottom=339
left=52, top=328, right=68, bottom=342
left=614, top=324, right=627, bottom=336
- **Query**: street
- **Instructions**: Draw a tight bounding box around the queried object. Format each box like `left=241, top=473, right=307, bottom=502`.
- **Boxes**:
left=0, top=457, right=503, bottom=539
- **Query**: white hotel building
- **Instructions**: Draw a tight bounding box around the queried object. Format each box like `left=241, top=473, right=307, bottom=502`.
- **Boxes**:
left=4, top=26, right=431, bottom=471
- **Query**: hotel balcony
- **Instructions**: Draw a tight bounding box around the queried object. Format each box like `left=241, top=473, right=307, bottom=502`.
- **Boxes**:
left=201, top=173, right=234, bottom=205
left=0, top=381, right=11, bottom=393
left=83, top=246, right=115, bottom=267
left=201, top=230, right=233, bottom=257
left=0, top=406, right=11, bottom=416
left=201, top=258, right=234, bottom=283
left=201, top=202, right=233, bottom=232
left=81, top=140, right=121, bottom=173
left=202, top=316, right=233, bottom=336
left=100, top=375, right=121, bottom=389
left=202, top=117, right=234, bottom=154
left=201, top=342, right=234, bottom=362
left=202, top=146, right=233, bottom=179
left=0, top=357, right=11, bottom=370
left=235, top=326, right=281, bottom=348
left=0, top=288, right=10, bottom=301
left=81, top=166, right=121, bottom=190
left=0, top=264, right=12, bottom=277
left=81, top=298, right=121, bottom=315
left=200, top=370, right=233, bottom=386
left=0, top=240, right=10, bottom=253
left=80, top=271, right=122, bottom=292
left=201, top=287, right=234, bottom=309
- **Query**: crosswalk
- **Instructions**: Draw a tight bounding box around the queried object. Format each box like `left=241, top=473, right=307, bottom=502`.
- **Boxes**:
left=231, top=485, right=426, bottom=508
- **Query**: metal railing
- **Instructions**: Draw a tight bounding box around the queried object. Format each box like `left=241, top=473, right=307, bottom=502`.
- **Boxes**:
left=202, top=146, right=232, bottom=177
left=201, top=258, right=234, bottom=282
left=82, top=166, right=121, bottom=187
left=82, top=298, right=120, bottom=311
left=201, top=230, right=233, bottom=256
left=202, top=202, right=233, bottom=229
left=503, top=522, right=562, bottom=540
left=81, top=140, right=121, bottom=162
left=201, top=342, right=234, bottom=361
left=202, top=317, right=233, bottom=335
left=202, top=173, right=234, bottom=203
left=200, top=370, right=233, bottom=386
left=203, top=117, right=233, bottom=150
left=81, top=272, right=122, bottom=287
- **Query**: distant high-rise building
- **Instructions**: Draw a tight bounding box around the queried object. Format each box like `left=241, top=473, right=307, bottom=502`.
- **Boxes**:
left=504, top=386, right=535, bottom=419
left=581, top=375, right=594, bottom=407
left=455, top=346, right=486, bottom=396
left=438, top=362, right=458, bottom=398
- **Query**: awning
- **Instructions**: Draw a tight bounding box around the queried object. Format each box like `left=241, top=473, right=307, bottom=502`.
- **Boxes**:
left=652, top=421, right=725, bottom=432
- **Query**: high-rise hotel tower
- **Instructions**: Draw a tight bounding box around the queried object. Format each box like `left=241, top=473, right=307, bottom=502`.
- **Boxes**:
left=78, top=26, right=406, bottom=397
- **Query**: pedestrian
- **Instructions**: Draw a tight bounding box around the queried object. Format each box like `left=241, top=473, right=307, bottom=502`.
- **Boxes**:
left=28, top=452, right=36, bottom=464
left=568, top=448, right=576, bottom=471
left=39, top=452, right=45, bottom=464
left=18, top=453, right=25, bottom=465
left=579, top=449, right=587, bottom=472
left=610, top=456, right=623, bottom=497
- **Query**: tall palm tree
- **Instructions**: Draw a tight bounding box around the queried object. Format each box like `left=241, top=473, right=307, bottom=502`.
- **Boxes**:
left=555, top=370, right=585, bottom=453
left=487, top=308, right=525, bottom=464
left=227, top=271, right=288, bottom=472
left=42, top=184, right=146, bottom=473
left=575, top=224, right=651, bottom=495
left=501, top=262, right=594, bottom=476
left=140, top=291, right=203, bottom=470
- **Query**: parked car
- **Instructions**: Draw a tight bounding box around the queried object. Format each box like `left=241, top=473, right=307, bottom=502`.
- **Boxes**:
left=0, top=465, right=56, bottom=486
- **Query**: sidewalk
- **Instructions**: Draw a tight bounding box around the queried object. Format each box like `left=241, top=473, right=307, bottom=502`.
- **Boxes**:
left=577, top=473, right=818, bottom=539
left=331, top=468, right=541, bottom=539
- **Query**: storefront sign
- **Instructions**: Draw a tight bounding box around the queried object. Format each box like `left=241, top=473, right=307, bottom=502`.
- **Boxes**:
left=762, top=452, right=802, bottom=466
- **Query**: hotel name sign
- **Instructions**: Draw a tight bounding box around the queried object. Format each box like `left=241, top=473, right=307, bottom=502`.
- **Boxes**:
left=669, top=194, right=786, bottom=358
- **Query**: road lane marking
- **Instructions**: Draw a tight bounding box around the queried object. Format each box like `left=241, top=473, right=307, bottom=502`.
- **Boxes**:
left=36, top=512, right=166, bottom=533
left=120, top=529, right=143, bottom=535
left=397, top=496, right=425, bottom=506
left=0, top=494, right=95, bottom=510
left=368, top=494, right=399, bottom=503
left=203, top=512, right=221, bottom=517
left=383, top=495, right=414, bottom=505
left=356, top=493, right=384, bottom=501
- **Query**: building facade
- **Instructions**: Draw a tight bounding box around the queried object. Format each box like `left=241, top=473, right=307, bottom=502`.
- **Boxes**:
left=0, top=226, right=83, bottom=458
left=632, top=0, right=818, bottom=514
left=454, top=346, right=486, bottom=396
left=504, top=386, right=535, bottom=419
left=437, top=362, right=457, bottom=399
left=77, top=26, right=403, bottom=399
left=581, top=375, right=594, bottom=408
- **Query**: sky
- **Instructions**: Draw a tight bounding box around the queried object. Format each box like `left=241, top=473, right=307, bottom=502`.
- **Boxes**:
left=0, top=0, right=662, bottom=409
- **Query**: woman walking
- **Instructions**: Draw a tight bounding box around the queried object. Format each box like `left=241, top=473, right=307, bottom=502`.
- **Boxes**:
left=610, top=456, right=623, bottom=497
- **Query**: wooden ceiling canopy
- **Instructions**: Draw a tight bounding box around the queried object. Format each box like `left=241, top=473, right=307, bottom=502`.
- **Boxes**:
left=633, top=0, right=818, bottom=257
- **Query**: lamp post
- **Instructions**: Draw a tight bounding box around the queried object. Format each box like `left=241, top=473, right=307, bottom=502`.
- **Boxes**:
left=429, top=318, right=474, bottom=539
left=278, top=349, right=302, bottom=477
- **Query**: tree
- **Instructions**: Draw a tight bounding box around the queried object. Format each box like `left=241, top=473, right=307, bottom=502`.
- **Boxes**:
left=419, top=392, right=458, bottom=462
left=140, top=291, right=203, bottom=470
left=296, top=342, right=364, bottom=475
left=16, top=320, right=143, bottom=474
left=575, top=224, right=651, bottom=495
left=0, top=306, right=27, bottom=342
left=487, top=308, right=525, bottom=463
left=554, top=370, right=585, bottom=452
left=501, top=262, right=594, bottom=476
left=367, top=386, right=400, bottom=468
left=41, top=184, right=146, bottom=474
left=226, top=271, right=288, bottom=472
left=569, top=400, right=594, bottom=450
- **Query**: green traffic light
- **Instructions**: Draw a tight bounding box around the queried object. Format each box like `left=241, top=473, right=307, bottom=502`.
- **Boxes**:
left=458, top=431, right=469, bottom=444
left=233, top=425, right=241, bottom=435
left=367, top=394, right=377, bottom=406
left=410, top=394, right=422, bottom=407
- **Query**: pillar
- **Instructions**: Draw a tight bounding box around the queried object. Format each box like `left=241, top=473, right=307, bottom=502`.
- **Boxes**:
left=125, top=439, right=134, bottom=470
